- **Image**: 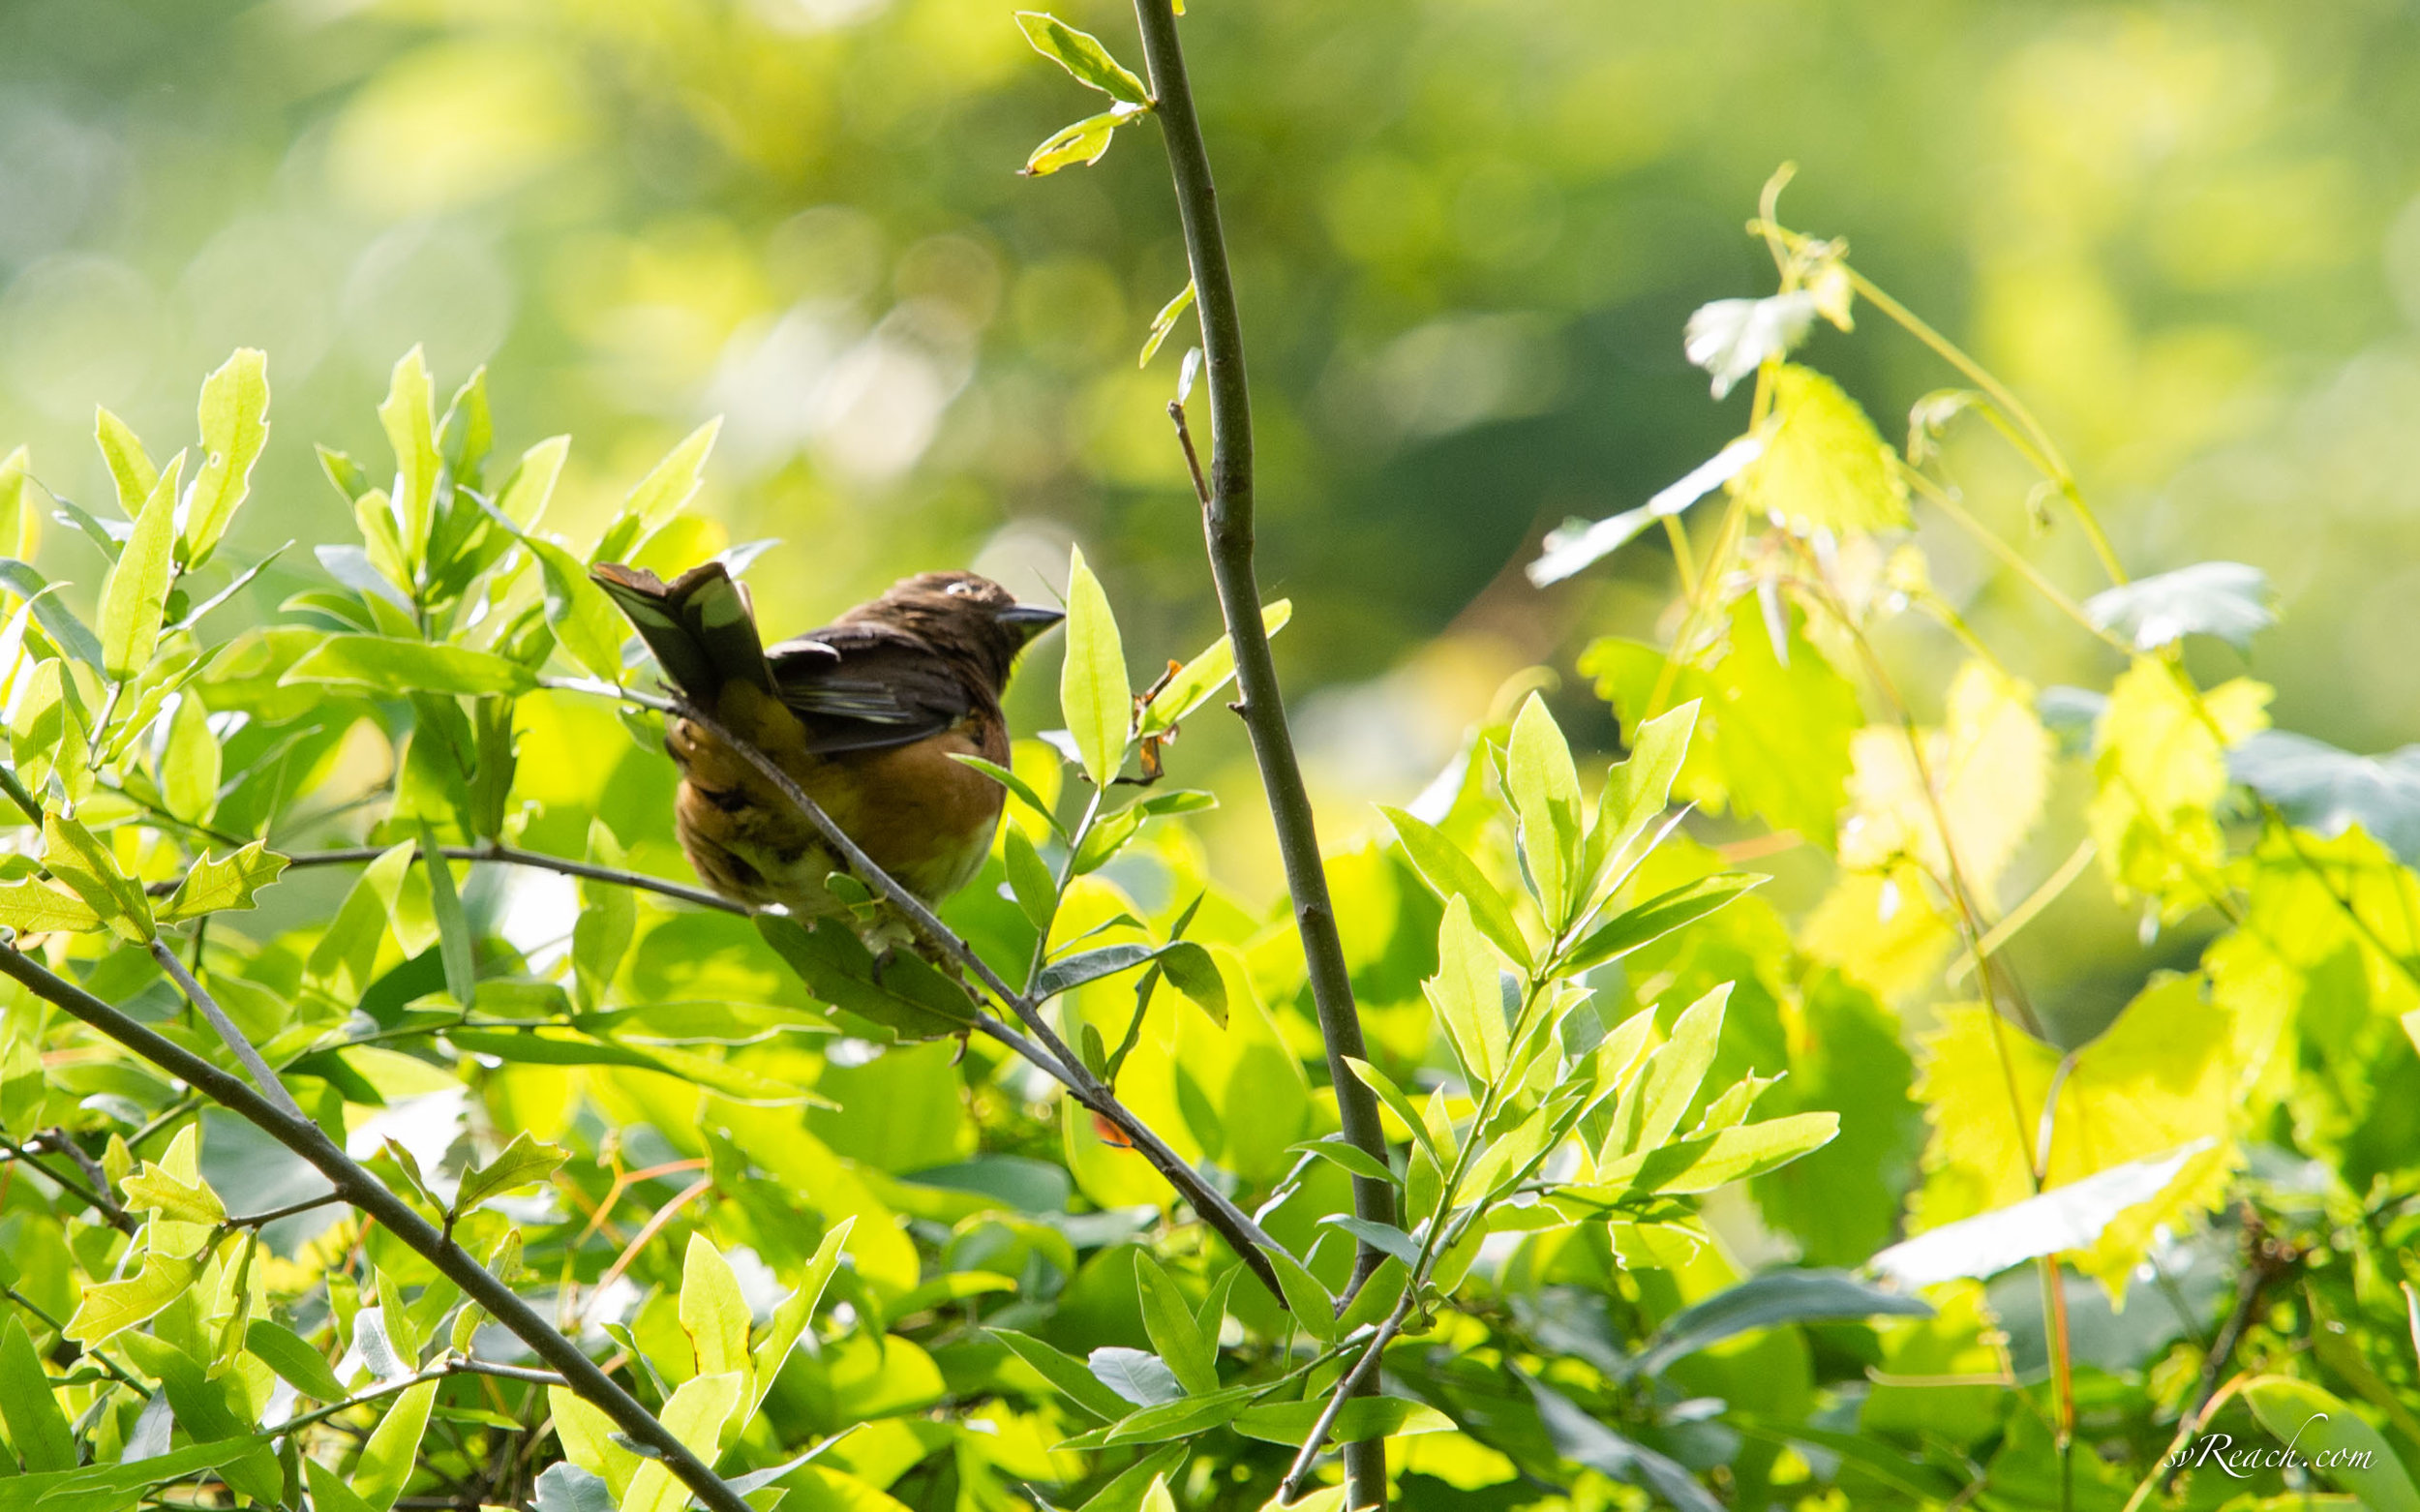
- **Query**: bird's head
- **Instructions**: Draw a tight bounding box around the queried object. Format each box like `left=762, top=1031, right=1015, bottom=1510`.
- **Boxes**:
left=852, top=570, right=1064, bottom=691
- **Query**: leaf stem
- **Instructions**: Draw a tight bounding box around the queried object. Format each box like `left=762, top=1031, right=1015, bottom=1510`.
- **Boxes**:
left=147, top=937, right=303, bottom=1117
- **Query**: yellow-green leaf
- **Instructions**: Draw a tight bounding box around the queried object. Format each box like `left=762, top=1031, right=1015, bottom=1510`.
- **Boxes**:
left=378, top=347, right=439, bottom=565
left=2089, top=657, right=2270, bottom=919
left=43, top=811, right=152, bottom=942
left=680, top=1233, right=752, bottom=1383
left=456, top=1131, right=568, bottom=1213
left=184, top=348, right=271, bottom=567
left=528, top=536, right=627, bottom=681
left=161, top=691, right=222, bottom=825
left=620, top=1372, right=744, bottom=1512
left=283, top=634, right=539, bottom=696
left=355, top=1377, right=439, bottom=1512
left=1139, top=279, right=1196, bottom=367
left=1022, top=104, right=1146, bottom=176
left=1015, top=12, right=1151, bottom=104
left=64, top=1251, right=197, bottom=1346
left=97, top=451, right=184, bottom=680
left=1506, top=694, right=1586, bottom=926
left=1838, top=660, right=2050, bottom=894
left=597, top=419, right=720, bottom=561
left=0, top=879, right=101, bottom=936
left=1424, top=895, right=1507, bottom=1087
left=1732, top=363, right=1910, bottom=535
left=159, top=840, right=288, bottom=922
left=1060, top=544, right=1129, bottom=788
left=93, top=408, right=158, bottom=517
left=1137, top=600, right=1291, bottom=736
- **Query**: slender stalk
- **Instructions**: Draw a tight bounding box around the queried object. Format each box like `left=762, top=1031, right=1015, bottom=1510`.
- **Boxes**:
left=0, top=942, right=756, bottom=1512
left=147, top=938, right=303, bottom=1118
left=173, top=844, right=747, bottom=917
left=0, top=1134, right=136, bottom=1233
left=1130, top=12, right=1395, bottom=1501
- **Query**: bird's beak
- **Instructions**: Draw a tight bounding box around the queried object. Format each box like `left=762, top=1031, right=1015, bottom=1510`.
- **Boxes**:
left=995, top=603, right=1067, bottom=641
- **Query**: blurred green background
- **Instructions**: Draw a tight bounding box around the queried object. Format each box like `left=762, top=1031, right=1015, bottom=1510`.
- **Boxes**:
left=5, top=0, right=2419, bottom=889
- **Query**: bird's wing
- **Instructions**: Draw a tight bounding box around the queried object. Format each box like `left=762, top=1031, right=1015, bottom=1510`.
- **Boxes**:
left=769, top=622, right=978, bottom=755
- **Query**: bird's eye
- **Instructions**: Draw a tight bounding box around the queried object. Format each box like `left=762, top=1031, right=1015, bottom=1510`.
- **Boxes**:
left=945, top=581, right=974, bottom=596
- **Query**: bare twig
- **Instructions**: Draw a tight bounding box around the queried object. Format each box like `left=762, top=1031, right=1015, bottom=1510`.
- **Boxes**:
left=147, top=938, right=303, bottom=1118
left=159, top=844, right=748, bottom=917
left=0, top=1134, right=136, bottom=1234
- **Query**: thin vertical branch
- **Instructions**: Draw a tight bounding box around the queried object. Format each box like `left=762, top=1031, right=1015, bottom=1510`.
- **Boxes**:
left=1130, top=7, right=1395, bottom=1506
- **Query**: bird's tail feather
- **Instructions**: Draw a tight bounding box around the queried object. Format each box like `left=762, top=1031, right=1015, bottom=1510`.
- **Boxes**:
left=590, top=559, right=771, bottom=701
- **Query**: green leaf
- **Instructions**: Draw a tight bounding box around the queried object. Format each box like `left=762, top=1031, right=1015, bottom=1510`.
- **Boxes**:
left=1137, top=600, right=1292, bottom=736
left=160, top=840, right=289, bottom=923
left=992, top=1328, right=1134, bottom=1422
left=757, top=914, right=977, bottom=1040
left=1380, top=805, right=1529, bottom=968
left=2085, top=561, right=2273, bottom=653
left=0, top=560, right=106, bottom=668
left=498, top=435, right=570, bottom=529
left=64, top=1251, right=197, bottom=1346
left=680, top=1233, right=752, bottom=1386
left=123, top=1157, right=227, bottom=1224
left=2228, top=728, right=2420, bottom=866
left=1139, top=279, right=1195, bottom=367
left=1590, top=1111, right=1841, bottom=1196
left=1133, top=1253, right=1216, bottom=1396
left=419, top=825, right=476, bottom=1007
left=1561, top=873, right=1765, bottom=974
left=1073, top=1445, right=1188, bottom=1512
left=283, top=635, right=539, bottom=696
left=1055, top=1382, right=1258, bottom=1449
left=0, top=879, right=101, bottom=935
left=1004, top=827, right=1058, bottom=929
left=94, top=408, right=158, bottom=516
left=1425, top=895, right=1507, bottom=1086
left=1034, top=943, right=1155, bottom=1000
left=44, top=810, right=154, bottom=942
left=1235, top=1396, right=1454, bottom=1446
left=161, top=690, right=223, bottom=824
left=308, top=1458, right=383, bottom=1512
left=355, top=1377, right=439, bottom=1512
left=98, top=451, right=184, bottom=680
left=571, top=819, right=635, bottom=1011
left=1015, top=12, right=1151, bottom=104
left=1632, top=1269, right=1931, bottom=1377
left=1022, top=104, right=1147, bottom=176
left=1506, top=694, right=1586, bottom=925
left=184, top=348, right=271, bottom=568
left=529, top=536, right=628, bottom=682
left=1286, top=1136, right=1394, bottom=1186
left=749, top=1217, right=852, bottom=1412
left=620, top=1372, right=744, bottom=1512
left=378, top=348, right=440, bottom=567
left=1155, top=940, right=1225, bottom=1027
left=1089, top=1347, right=1184, bottom=1407
left=949, top=754, right=1064, bottom=837
left=456, top=1131, right=569, bottom=1213
left=0, top=1315, right=75, bottom=1471
left=1254, top=1244, right=1336, bottom=1343
left=598, top=419, right=720, bottom=561
left=1584, top=699, right=1698, bottom=899
left=1605, top=983, right=1728, bottom=1161
left=1060, top=545, right=1130, bottom=788
left=2244, top=1376, right=2420, bottom=1512
left=1318, top=1216, right=1422, bottom=1270
left=245, top=1318, right=350, bottom=1403
left=1345, top=1056, right=1443, bottom=1168
left=1733, top=362, right=1910, bottom=535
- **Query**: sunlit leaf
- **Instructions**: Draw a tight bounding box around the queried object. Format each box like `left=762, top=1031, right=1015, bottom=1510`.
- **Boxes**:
left=1235, top=1397, right=1454, bottom=1445
left=378, top=348, right=440, bottom=567
left=1603, top=983, right=1727, bottom=1162
left=1505, top=694, right=1586, bottom=926
left=455, top=1131, right=569, bottom=1212
left=0, top=1316, right=76, bottom=1471
left=184, top=348, right=271, bottom=568
left=1137, top=599, right=1292, bottom=736
left=1059, top=544, right=1130, bottom=787
left=596, top=418, right=720, bottom=563
left=160, top=841, right=289, bottom=922
left=620, top=1373, right=743, bottom=1512
left=1139, top=279, right=1195, bottom=367
left=989, top=1329, right=1133, bottom=1421
left=528, top=536, right=628, bottom=682
left=1732, top=363, right=1910, bottom=535
left=1133, top=1254, right=1215, bottom=1396
left=1685, top=292, right=1819, bottom=400
left=1023, top=103, right=1148, bottom=176
left=1837, top=659, right=2051, bottom=893
left=2243, top=1376, right=2420, bottom=1512
left=1871, top=1140, right=2212, bottom=1288
left=64, top=1251, right=197, bottom=1346
left=1562, top=873, right=1764, bottom=974
left=680, top=1233, right=752, bottom=1385
left=1424, top=895, right=1507, bottom=1085
left=97, top=451, right=183, bottom=680
left=1529, top=439, right=1764, bottom=588
left=2088, top=657, right=2269, bottom=917
left=2085, top=561, right=2274, bottom=652
left=93, top=408, right=158, bottom=516
left=44, top=811, right=152, bottom=942
left=1016, top=13, right=1151, bottom=104
left=1380, top=804, right=1530, bottom=968
left=0, top=879, right=101, bottom=936
left=283, top=634, right=540, bottom=696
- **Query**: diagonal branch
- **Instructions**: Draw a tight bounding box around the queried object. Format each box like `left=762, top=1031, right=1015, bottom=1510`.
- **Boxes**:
left=148, top=938, right=303, bottom=1118
left=0, top=942, right=756, bottom=1512
left=630, top=690, right=1287, bottom=1302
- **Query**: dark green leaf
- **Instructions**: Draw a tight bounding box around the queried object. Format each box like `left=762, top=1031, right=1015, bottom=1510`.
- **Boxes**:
left=756, top=913, right=977, bottom=1040
left=245, top=1319, right=351, bottom=1403
left=1317, top=1215, right=1421, bottom=1270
